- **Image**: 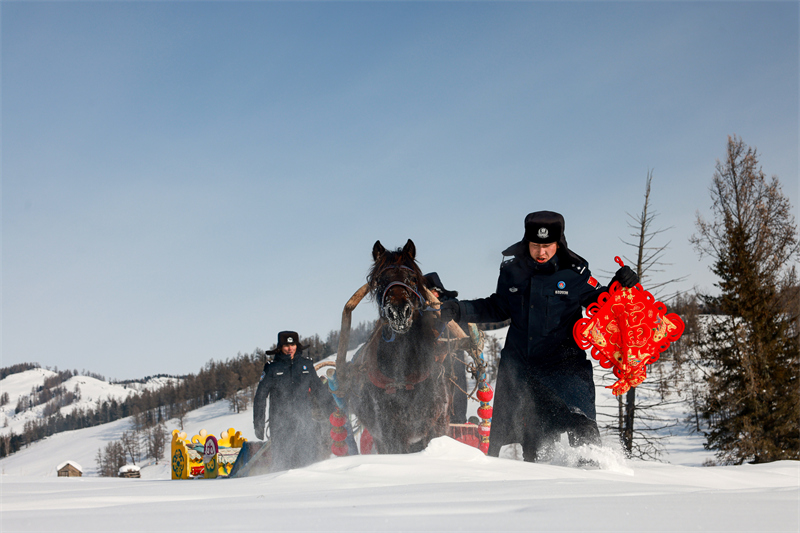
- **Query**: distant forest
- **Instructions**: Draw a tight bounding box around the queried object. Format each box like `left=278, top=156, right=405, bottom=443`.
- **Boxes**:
left=0, top=321, right=378, bottom=458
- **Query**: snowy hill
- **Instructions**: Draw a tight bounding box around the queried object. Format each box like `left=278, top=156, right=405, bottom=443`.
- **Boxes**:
left=0, top=368, right=178, bottom=437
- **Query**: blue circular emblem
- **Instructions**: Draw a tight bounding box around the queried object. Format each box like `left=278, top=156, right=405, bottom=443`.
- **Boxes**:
left=557, top=281, right=566, bottom=290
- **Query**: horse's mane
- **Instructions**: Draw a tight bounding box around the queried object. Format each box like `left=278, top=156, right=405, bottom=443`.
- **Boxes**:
left=366, top=247, right=427, bottom=297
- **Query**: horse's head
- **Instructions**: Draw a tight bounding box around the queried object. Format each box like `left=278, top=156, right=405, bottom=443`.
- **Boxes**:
left=368, top=239, right=429, bottom=335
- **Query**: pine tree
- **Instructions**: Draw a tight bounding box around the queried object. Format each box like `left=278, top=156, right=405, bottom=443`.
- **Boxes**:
left=691, top=135, right=799, bottom=464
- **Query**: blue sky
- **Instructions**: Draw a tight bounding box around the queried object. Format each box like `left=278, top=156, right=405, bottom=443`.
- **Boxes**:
left=3, top=1, right=797, bottom=379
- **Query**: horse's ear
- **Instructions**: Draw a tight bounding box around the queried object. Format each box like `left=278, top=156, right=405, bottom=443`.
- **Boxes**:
left=372, top=240, right=386, bottom=261
left=402, top=239, right=416, bottom=260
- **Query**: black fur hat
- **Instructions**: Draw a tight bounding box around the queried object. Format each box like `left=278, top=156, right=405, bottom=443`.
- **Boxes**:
left=423, top=272, right=459, bottom=300
left=524, top=211, right=564, bottom=244
left=265, top=330, right=305, bottom=355
left=501, top=210, right=585, bottom=267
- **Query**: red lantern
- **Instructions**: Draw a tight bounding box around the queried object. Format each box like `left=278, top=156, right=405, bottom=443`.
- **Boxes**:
left=476, top=385, right=494, bottom=402
left=477, top=406, right=493, bottom=419
left=573, top=257, right=685, bottom=395
left=331, top=441, right=348, bottom=456
left=478, top=422, right=491, bottom=437
left=479, top=441, right=490, bottom=454
left=330, top=427, right=347, bottom=442
left=330, top=411, right=346, bottom=427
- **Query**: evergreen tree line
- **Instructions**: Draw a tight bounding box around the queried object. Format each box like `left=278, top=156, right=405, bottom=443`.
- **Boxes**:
left=0, top=362, right=40, bottom=381
left=11, top=369, right=79, bottom=415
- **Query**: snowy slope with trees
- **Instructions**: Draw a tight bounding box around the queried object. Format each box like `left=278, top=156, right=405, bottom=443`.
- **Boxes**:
left=1, top=368, right=177, bottom=438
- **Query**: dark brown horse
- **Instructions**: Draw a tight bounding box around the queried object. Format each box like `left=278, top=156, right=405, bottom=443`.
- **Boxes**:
left=338, top=239, right=454, bottom=454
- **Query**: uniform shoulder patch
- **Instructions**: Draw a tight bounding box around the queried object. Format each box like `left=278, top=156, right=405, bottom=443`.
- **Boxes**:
left=587, top=276, right=598, bottom=288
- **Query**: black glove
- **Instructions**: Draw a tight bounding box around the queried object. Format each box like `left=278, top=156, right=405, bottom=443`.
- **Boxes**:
left=439, top=300, right=461, bottom=323
left=611, top=266, right=639, bottom=288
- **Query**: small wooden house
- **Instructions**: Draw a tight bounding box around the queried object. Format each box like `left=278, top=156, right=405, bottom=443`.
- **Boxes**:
left=56, top=461, right=83, bottom=477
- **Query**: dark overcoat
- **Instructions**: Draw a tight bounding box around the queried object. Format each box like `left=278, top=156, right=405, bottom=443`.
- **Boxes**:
left=459, top=241, right=606, bottom=455
left=253, top=351, right=336, bottom=470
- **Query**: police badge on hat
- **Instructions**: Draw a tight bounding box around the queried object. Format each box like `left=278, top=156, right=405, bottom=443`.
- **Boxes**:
left=524, top=211, right=564, bottom=244
left=266, top=330, right=305, bottom=354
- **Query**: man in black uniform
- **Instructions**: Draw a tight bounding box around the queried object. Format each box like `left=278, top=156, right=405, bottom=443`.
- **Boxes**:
left=253, top=331, right=337, bottom=471
left=440, top=211, right=638, bottom=461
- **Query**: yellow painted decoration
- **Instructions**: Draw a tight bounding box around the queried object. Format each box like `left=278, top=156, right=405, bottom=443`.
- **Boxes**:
left=190, top=428, right=209, bottom=447
left=230, top=430, right=247, bottom=448
left=170, top=427, right=247, bottom=479
left=204, top=455, right=218, bottom=479
left=217, top=429, right=232, bottom=448
left=217, top=427, right=247, bottom=448
left=170, top=430, right=190, bottom=480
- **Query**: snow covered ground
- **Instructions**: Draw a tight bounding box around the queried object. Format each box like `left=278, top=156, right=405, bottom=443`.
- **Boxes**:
left=2, top=436, right=798, bottom=532
left=2, top=332, right=799, bottom=532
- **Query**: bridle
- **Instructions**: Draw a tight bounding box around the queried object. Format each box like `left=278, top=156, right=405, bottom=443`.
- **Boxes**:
left=375, top=265, right=444, bottom=342
left=376, top=265, right=435, bottom=318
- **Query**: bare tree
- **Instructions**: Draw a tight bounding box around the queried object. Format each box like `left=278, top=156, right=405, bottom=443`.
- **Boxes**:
left=95, top=441, right=125, bottom=476
left=619, top=170, right=688, bottom=298
left=608, top=170, right=687, bottom=459
left=145, top=422, right=168, bottom=464
left=120, top=431, right=141, bottom=465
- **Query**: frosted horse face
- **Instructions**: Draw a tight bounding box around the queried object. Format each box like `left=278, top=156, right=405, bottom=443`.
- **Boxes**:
left=370, top=239, right=427, bottom=336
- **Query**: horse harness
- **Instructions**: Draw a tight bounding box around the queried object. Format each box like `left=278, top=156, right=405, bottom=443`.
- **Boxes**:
left=359, top=328, right=451, bottom=395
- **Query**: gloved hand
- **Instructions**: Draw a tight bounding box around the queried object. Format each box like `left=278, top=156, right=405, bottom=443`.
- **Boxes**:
left=612, top=266, right=639, bottom=288
left=439, top=300, right=461, bottom=323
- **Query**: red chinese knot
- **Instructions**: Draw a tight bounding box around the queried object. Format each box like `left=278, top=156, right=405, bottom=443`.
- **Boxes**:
left=572, top=257, right=685, bottom=396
